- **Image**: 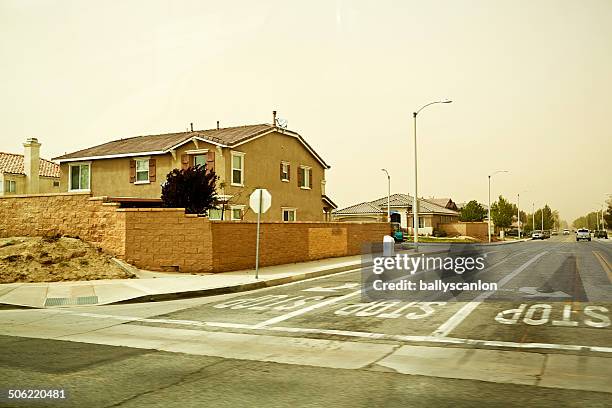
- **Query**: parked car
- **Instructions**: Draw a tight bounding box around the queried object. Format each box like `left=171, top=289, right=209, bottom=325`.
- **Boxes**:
left=594, top=230, right=609, bottom=239
left=506, top=229, right=519, bottom=237
left=543, top=230, right=551, bottom=239
left=532, top=230, right=544, bottom=240
left=576, top=228, right=591, bottom=242
left=563, top=229, right=570, bottom=235
left=551, top=230, right=558, bottom=236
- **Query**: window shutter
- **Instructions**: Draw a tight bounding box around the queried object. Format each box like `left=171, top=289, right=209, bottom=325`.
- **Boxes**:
left=287, top=164, right=291, bottom=180
left=149, top=159, right=156, bottom=182
left=129, top=160, right=136, bottom=183
left=206, top=151, right=215, bottom=174
left=280, top=162, right=284, bottom=180
left=181, top=154, right=189, bottom=170
left=308, top=169, right=312, bottom=188
left=298, top=167, right=303, bottom=187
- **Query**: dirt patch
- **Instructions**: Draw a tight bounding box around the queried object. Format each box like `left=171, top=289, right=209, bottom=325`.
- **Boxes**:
left=0, top=236, right=136, bottom=283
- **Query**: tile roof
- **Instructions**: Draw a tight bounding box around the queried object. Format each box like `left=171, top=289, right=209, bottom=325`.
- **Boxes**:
left=427, top=198, right=452, bottom=207
left=335, top=193, right=459, bottom=215
left=0, top=152, right=60, bottom=178
left=333, top=201, right=384, bottom=215
left=52, top=123, right=329, bottom=168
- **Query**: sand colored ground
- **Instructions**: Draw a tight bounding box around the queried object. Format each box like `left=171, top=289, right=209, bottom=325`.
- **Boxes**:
left=0, top=236, right=135, bottom=283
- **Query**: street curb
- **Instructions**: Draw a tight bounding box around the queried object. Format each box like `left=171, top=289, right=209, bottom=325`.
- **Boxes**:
left=113, top=262, right=366, bottom=305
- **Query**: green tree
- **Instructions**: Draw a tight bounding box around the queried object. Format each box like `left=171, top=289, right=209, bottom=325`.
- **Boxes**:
left=604, top=198, right=612, bottom=229
left=531, top=205, right=555, bottom=230
left=459, top=200, right=487, bottom=222
left=161, top=165, right=217, bottom=214
left=490, top=195, right=515, bottom=230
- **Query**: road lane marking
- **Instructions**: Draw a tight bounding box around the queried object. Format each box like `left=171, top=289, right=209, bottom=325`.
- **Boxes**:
left=251, top=290, right=362, bottom=328
left=593, top=251, right=612, bottom=283
left=43, top=309, right=612, bottom=354
left=431, top=251, right=548, bottom=337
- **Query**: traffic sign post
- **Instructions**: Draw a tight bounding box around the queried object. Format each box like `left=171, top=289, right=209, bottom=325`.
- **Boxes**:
left=249, top=188, right=271, bottom=279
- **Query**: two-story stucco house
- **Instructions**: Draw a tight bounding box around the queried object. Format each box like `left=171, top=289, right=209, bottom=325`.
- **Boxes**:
left=0, top=138, right=61, bottom=196
left=52, top=114, right=337, bottom=222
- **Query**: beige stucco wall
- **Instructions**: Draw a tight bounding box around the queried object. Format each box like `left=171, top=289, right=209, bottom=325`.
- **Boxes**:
left=58, top=131, right=327, bottom=221
left=219, top=131, right=326, bottom=222
left=333, top=215, right=383, bottom=223
left=0, top=174, right=58, bottom=196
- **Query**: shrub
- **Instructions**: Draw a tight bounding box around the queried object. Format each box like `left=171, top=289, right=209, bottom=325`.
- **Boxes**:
left=432, top=228, right=447, bottom=238
left=161, top=165, right=218, bottom=215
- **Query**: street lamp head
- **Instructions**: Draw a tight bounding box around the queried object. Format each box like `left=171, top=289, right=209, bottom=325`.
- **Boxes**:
left=440, top=99, right=452, bottom=104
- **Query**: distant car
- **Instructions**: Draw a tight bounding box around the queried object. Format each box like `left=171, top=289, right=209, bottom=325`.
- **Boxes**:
left=532, top=230, right=544, bottom=240
left=506, top=229, right=519, bottom=237
left=563, top=229, right=570, bottom=235
left=551, top=230, right=558, bottom=236
left=576, top=228, right=591, bottom=242
left=595, top=230, right=608, bottom=239
left=543, top=230, right=551, bottom=239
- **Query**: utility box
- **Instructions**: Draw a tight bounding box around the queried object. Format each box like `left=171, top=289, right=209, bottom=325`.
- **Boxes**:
left=383, top=235, right=395, bottom=257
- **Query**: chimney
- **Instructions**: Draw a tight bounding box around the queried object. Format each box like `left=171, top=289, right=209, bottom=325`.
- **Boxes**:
left=23, top=137, right=41, bottom=194
left=216, top=120, right=220, bottom=130
left=190, top=123, right=194, bottom=132
left=272, top=110, right=277, bottom=126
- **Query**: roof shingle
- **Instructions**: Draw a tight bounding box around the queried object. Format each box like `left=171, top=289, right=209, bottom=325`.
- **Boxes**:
left=53, top=124, right=275, bottom=160
left=335, top=193, right=459, bottom=215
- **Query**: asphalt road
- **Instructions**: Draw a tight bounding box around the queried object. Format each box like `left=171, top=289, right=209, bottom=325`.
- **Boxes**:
left=1, top=235, right=611, bottom=407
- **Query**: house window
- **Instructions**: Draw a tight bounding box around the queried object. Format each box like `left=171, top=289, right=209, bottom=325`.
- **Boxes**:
left=418, top=217, right=425, bottom=228
left=231, top=152, right=244, bottom=186
left=53, top=180, right=60, bottom=187
left=230, top=206, right=244, bottom=220
left=282, top=208, right=296, bottom=222
left=208, top=208, right=222, bottom=220
left=135, top=159, right=150, bottom=183
left=193, top=154, right=206, bottom=168
left=69, top=163, right=90, bottom=191
left=299, top=166, right=311, bottom=189
left=5, top=180, right=16, bottom=193
left=281, top=162, right=290, bottom=182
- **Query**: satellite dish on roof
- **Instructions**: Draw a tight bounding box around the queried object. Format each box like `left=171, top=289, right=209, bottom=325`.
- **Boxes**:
left=275, top=118, right=288, bottom=129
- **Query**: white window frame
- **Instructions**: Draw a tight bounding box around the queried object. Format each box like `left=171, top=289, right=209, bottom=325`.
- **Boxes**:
left=230, top=205, right=245, bottom=221
left=300, top=166, right=311, bottom=190
left=134, top=158, right=150, bottom=184
left=282, top=207, right=297, bottom=222
left=231, top=151, right=245, bottom=186
left=68, top=162, right=91, bottom=192
left=281, top=161, right=290, bottom=182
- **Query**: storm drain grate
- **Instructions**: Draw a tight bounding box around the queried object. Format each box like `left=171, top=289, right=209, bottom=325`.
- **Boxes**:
left=44, top=296, right=99, bottom=307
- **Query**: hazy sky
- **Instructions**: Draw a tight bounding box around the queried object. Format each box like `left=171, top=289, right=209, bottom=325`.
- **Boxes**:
left=1, top=0, right=611, bottom=222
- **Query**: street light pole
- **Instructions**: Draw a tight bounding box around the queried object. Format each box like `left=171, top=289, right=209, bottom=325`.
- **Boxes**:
left=381, top=169, right=390, bottom=222
left=487, top=170, right=508, bottom=243
left=517, top=193, right=521, bottom=239
left=532, top=203, right=535, bottom=233
left=412, top=99, right=452, bottom=249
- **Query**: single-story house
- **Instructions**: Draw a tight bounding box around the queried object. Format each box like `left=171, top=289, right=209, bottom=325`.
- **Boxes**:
left=333, top=193, right=459, bottom=235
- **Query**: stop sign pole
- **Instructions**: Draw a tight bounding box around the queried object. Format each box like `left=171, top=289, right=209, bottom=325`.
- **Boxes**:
left=255, top=189, right=262, bottom=279
left=249, top=188, right=271, bottom=279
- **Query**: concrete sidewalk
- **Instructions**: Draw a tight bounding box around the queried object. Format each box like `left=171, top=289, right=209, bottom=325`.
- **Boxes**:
left=0, top=254, right=369, bottom=309
left=0, top=239, right=526, bottom=309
